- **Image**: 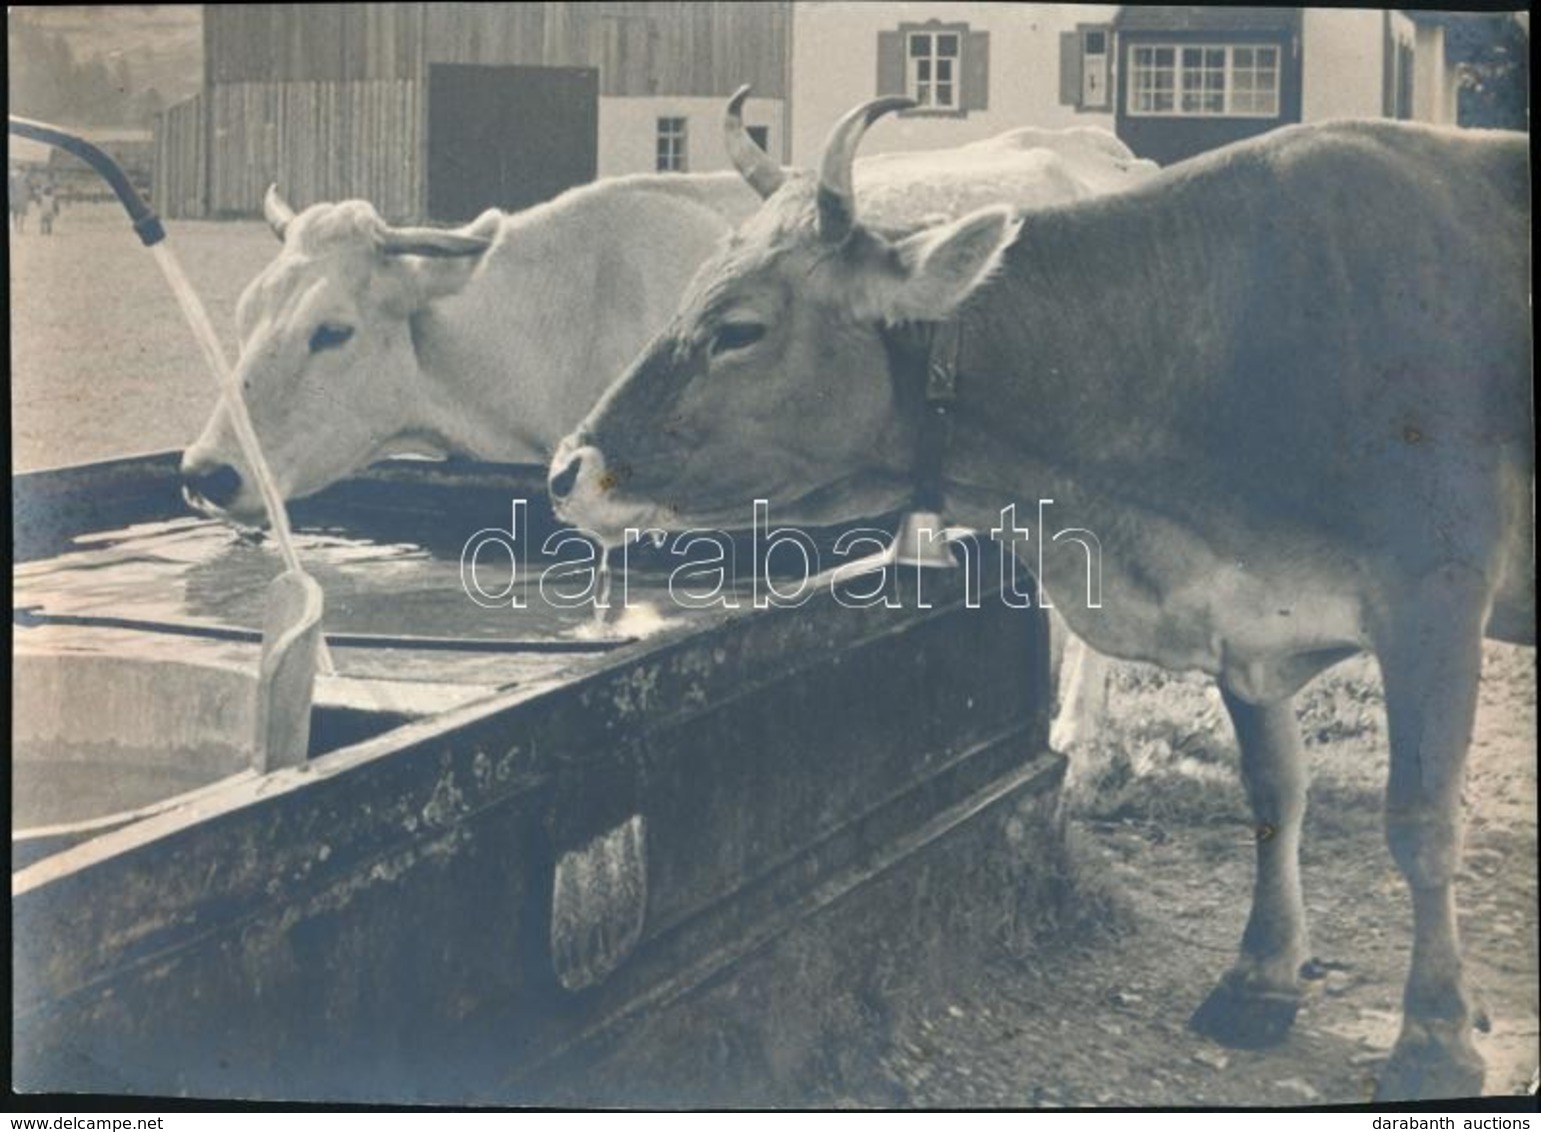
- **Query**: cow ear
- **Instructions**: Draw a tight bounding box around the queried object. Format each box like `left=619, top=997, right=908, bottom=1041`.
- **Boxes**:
left=396, top=254, right=484, bottom=305
left=880, top=207, right=1020, bottom=322
left=378, top=223, right=493, bottom=305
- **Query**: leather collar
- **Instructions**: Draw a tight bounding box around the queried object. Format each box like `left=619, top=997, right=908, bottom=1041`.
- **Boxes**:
left=880, top=318, right=964, bottom=514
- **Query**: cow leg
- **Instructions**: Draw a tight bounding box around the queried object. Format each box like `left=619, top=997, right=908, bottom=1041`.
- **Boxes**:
left=1189, top=686, right=1309, bottom=1048
left=1373, top=566, right=1488, bottom=1101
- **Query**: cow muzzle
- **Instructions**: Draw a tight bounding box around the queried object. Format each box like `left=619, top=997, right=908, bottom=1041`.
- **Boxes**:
left=548, top=436, right=657, bottom=540
left=549, top=449, right=586, bottom=502
left=180, top=454, right=245, bottom=514
left=548, top=436, right=604, bottom=504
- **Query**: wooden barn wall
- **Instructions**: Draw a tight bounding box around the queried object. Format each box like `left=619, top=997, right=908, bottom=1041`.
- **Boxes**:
left=208, top=81, right=423, bottom=220
left=153, top=95, right=207, bottom=219
left=204, top=3, right=788, bottom=96
left=423, top=1, right=788, bottom=96
left=206, top=5, right=425, bottom=82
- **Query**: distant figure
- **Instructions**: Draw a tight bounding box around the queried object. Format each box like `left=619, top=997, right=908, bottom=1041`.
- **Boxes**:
left=37, top=185, right=59, bottom=235
left=9, top=171, right=30, bottom=234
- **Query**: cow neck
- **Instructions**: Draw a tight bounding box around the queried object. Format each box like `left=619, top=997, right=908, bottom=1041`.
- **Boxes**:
left=882, top=312, right=1050, bottom=534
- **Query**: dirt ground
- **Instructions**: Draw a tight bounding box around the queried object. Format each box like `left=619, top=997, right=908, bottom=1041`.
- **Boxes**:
left=9, top=208, right=1537, bottom=1108
left=866, top=647, right=1538, bottom=1108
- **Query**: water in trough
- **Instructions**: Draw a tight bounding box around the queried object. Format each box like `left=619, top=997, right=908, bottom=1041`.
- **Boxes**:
left=12, top=514, right=713, bottom=837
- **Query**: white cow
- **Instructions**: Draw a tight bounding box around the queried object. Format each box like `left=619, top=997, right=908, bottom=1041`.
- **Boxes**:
left=178, top=177, right=742, bottom=517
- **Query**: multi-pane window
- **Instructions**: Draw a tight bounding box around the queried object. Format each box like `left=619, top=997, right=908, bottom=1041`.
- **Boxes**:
left=1229, top=46, right=1279, bottom=114
left=1130, top=45, right=1176, bottom=113
left=1179, top=47, right=1226, bottom=113
left=1128, top=43, right=1280, bottom=117
left=656, top=117, right=687, bottom=172
left=908, top=30, right=961, bottom=110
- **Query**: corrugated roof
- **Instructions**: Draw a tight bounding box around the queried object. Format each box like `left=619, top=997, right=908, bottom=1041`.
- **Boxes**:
left=1114, top=7, right=1302, bottom=34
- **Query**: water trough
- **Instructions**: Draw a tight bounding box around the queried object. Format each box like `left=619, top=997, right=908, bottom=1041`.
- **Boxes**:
left=13, top=453, right=1066, bottom=1104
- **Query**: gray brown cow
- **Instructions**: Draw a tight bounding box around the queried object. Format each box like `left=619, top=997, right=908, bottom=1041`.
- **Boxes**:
left=551, top=96, right=1532, bottom=1100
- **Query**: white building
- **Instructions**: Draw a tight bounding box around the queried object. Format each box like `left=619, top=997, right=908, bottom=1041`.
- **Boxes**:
left=786, top=4, right=1477, bottom=168
left=788, top=3, right=1119, bottom=163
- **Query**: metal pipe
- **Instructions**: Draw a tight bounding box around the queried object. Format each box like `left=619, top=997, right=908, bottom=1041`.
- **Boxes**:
left=8, top=116, right=165, bottom=246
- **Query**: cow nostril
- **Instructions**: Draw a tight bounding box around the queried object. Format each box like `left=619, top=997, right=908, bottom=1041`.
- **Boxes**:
left=550, top=454, right=582, bottom=501
left=184, top=463, right=243, bottom=508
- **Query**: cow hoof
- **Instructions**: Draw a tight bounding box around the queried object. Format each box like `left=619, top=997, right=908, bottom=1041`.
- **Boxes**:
left=1373, top=1033, right=1485, bottom=1102
left=1189, top=976, right=1300, bottom=1049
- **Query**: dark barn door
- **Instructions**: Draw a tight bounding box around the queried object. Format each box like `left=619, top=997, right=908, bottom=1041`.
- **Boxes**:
left=427, top=64, right=598, bottom=222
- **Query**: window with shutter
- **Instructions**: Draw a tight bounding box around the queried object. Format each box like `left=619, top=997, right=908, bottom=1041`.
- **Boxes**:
left=878, top=22, right=987, bottom=117
left=1060, top=23, right=1114, bottom=111
left=1080, top=28, right=1111, bottom=109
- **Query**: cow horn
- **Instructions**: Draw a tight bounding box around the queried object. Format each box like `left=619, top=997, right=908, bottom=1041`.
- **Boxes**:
left=816, top=95, right=915, bottom=243
left=263, top=184, right=296, bottom=241
left=724, top=85, right=784, bottom=199
left=378, top=227, right=492, bottom=259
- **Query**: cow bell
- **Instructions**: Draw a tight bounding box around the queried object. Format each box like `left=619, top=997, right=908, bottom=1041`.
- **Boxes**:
left=892, top=510, right=957, bottom=569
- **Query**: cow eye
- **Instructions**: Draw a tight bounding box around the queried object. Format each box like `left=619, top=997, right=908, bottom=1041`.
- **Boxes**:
left=710, top=322, right=766, bottom=357
left=309, top=323, right=355, bottom=353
